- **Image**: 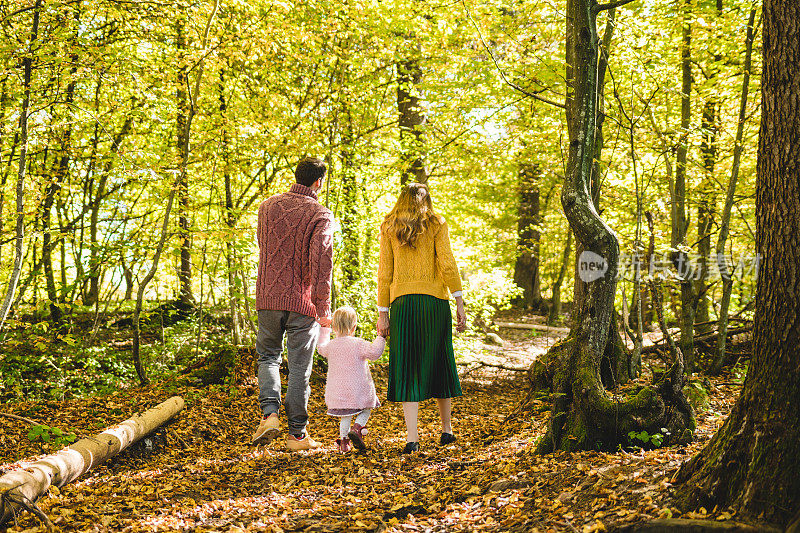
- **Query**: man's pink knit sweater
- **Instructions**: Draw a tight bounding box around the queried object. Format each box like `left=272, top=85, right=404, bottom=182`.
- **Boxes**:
left=256, top=183, right=334, bottom=318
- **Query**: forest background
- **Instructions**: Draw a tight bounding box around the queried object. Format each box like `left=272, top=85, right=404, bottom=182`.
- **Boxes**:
left=6, top=0, right=800, bottom=531
left=0, top=0, right=761, bottom=397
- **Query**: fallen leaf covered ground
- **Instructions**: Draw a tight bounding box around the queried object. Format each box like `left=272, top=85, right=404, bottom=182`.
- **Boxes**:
left=1, top=323, right=745, bottom=533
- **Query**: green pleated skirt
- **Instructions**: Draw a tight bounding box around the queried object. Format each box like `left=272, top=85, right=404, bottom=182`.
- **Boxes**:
left=387, top=294, right=463, bottom=402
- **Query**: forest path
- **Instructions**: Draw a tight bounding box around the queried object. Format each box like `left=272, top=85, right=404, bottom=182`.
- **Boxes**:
left=0, top=319, right=742, bottom=532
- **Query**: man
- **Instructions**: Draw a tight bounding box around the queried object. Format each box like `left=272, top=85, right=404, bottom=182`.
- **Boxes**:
left=252, top=157, right=334, bottom=451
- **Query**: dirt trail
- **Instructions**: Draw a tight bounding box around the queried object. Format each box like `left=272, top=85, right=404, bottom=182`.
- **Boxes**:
left=0, top=320, right=742, bottom=532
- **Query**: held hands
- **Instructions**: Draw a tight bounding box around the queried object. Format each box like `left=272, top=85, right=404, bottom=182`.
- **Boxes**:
left=375, top=302, right=466, bottom=334
left=455, top=297, right=467, bottom=333
left=317, top=316, right=332, bottom=327
left=376, top=311, right=390, bottom=338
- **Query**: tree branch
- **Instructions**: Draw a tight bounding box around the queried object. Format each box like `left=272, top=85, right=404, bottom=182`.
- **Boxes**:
left=462, top=0, right=566, bottom=109
left=593, top=0, right=636, bottom=15
left=458, top=361, right=528, bottom=372
left=0, top=413, right=37, bottom=425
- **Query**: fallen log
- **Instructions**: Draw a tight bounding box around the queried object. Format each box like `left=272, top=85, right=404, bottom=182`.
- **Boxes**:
left=0, top=396, right=184, bottom=529
left=494, top=321, right=571, bottom=335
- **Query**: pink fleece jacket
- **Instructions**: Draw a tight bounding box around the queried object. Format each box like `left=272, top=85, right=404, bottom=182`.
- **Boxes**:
left=256, top=183, right=334, bottom=318
left=317, top=327, right=385, bottom=412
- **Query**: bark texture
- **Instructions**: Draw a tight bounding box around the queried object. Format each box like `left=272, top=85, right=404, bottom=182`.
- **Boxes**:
left=674, top=1, right=800, bottom=524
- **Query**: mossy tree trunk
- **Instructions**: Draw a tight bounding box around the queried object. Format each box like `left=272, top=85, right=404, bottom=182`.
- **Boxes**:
left=674, top=2, right=800, bottom=525
left=533, top=0, right=694, bottom=453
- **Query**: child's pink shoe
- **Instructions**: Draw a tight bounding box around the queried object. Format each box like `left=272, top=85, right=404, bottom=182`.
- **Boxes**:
left=347, top=423, right=368, bottom=451
left=335, top=437, right=352, bottom=453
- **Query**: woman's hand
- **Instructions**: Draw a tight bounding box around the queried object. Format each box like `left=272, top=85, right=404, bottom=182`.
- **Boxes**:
left=377, top=311, right=390, bottom=337
left=455, top=297, right=467, bottom=332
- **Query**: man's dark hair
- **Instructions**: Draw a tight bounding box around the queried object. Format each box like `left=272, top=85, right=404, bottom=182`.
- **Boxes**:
left=295, top=157, right=327, bottom=187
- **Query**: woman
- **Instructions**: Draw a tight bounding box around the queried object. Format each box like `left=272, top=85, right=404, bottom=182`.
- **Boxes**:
left=376, top=182, right=467, bottom=454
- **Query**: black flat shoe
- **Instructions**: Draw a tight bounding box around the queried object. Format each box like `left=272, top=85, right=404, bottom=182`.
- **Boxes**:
left=401, top=442, right=419, bottom=454
left=440, top=432, right=457, bottom=445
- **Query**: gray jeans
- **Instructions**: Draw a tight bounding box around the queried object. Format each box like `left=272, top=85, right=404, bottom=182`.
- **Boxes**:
left=256, top=309, right=320, bottom=434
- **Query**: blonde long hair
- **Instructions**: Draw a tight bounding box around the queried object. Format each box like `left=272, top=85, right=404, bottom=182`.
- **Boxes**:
left=384, top=182, right=437, bottom=248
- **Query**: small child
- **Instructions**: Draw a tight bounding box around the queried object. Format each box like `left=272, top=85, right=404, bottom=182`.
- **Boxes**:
left=317, top=306, right=386, bottom=452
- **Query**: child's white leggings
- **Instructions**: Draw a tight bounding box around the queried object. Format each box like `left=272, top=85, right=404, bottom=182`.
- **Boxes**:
left=340, top=409, right=371, bottom=438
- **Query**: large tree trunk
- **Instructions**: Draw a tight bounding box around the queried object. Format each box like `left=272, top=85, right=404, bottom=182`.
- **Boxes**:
left=569, top=8, right=630, bottom=386
left=674, top=2, right=800, bottom=525
left=513, top=163, right=542, bottom=310
left=533, top=0, right=694, bottom=453
left=0, top=397, right=184, bottom=528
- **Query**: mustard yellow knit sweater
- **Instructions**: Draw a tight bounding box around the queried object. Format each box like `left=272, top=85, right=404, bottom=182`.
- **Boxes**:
left=377, top=216, right=463, bottom=307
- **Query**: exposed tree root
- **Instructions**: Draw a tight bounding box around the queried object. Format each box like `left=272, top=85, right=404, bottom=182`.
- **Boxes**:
left=526, top=312, right=694, bottom=454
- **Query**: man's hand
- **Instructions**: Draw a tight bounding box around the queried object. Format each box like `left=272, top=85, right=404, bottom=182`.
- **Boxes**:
left=377, top=311, right=390, bottom=337
left=317, top=316, right=332, bottom=327
left=455, top=297, right=467, bottom=333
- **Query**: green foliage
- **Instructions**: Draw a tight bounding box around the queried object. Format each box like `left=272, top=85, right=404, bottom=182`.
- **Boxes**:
left=732, top=360, right=749, bottom=384
left=464, top=268, right=523, bottom=331
left=626, top=429, right=666, bottom=449
left=27, top=424, right=77, bottom=448
left=0, top=0, right=762, bottom=400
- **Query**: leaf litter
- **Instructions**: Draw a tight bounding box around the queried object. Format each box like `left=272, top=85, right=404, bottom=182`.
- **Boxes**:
left=1, top=332, right=743, bottom=532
